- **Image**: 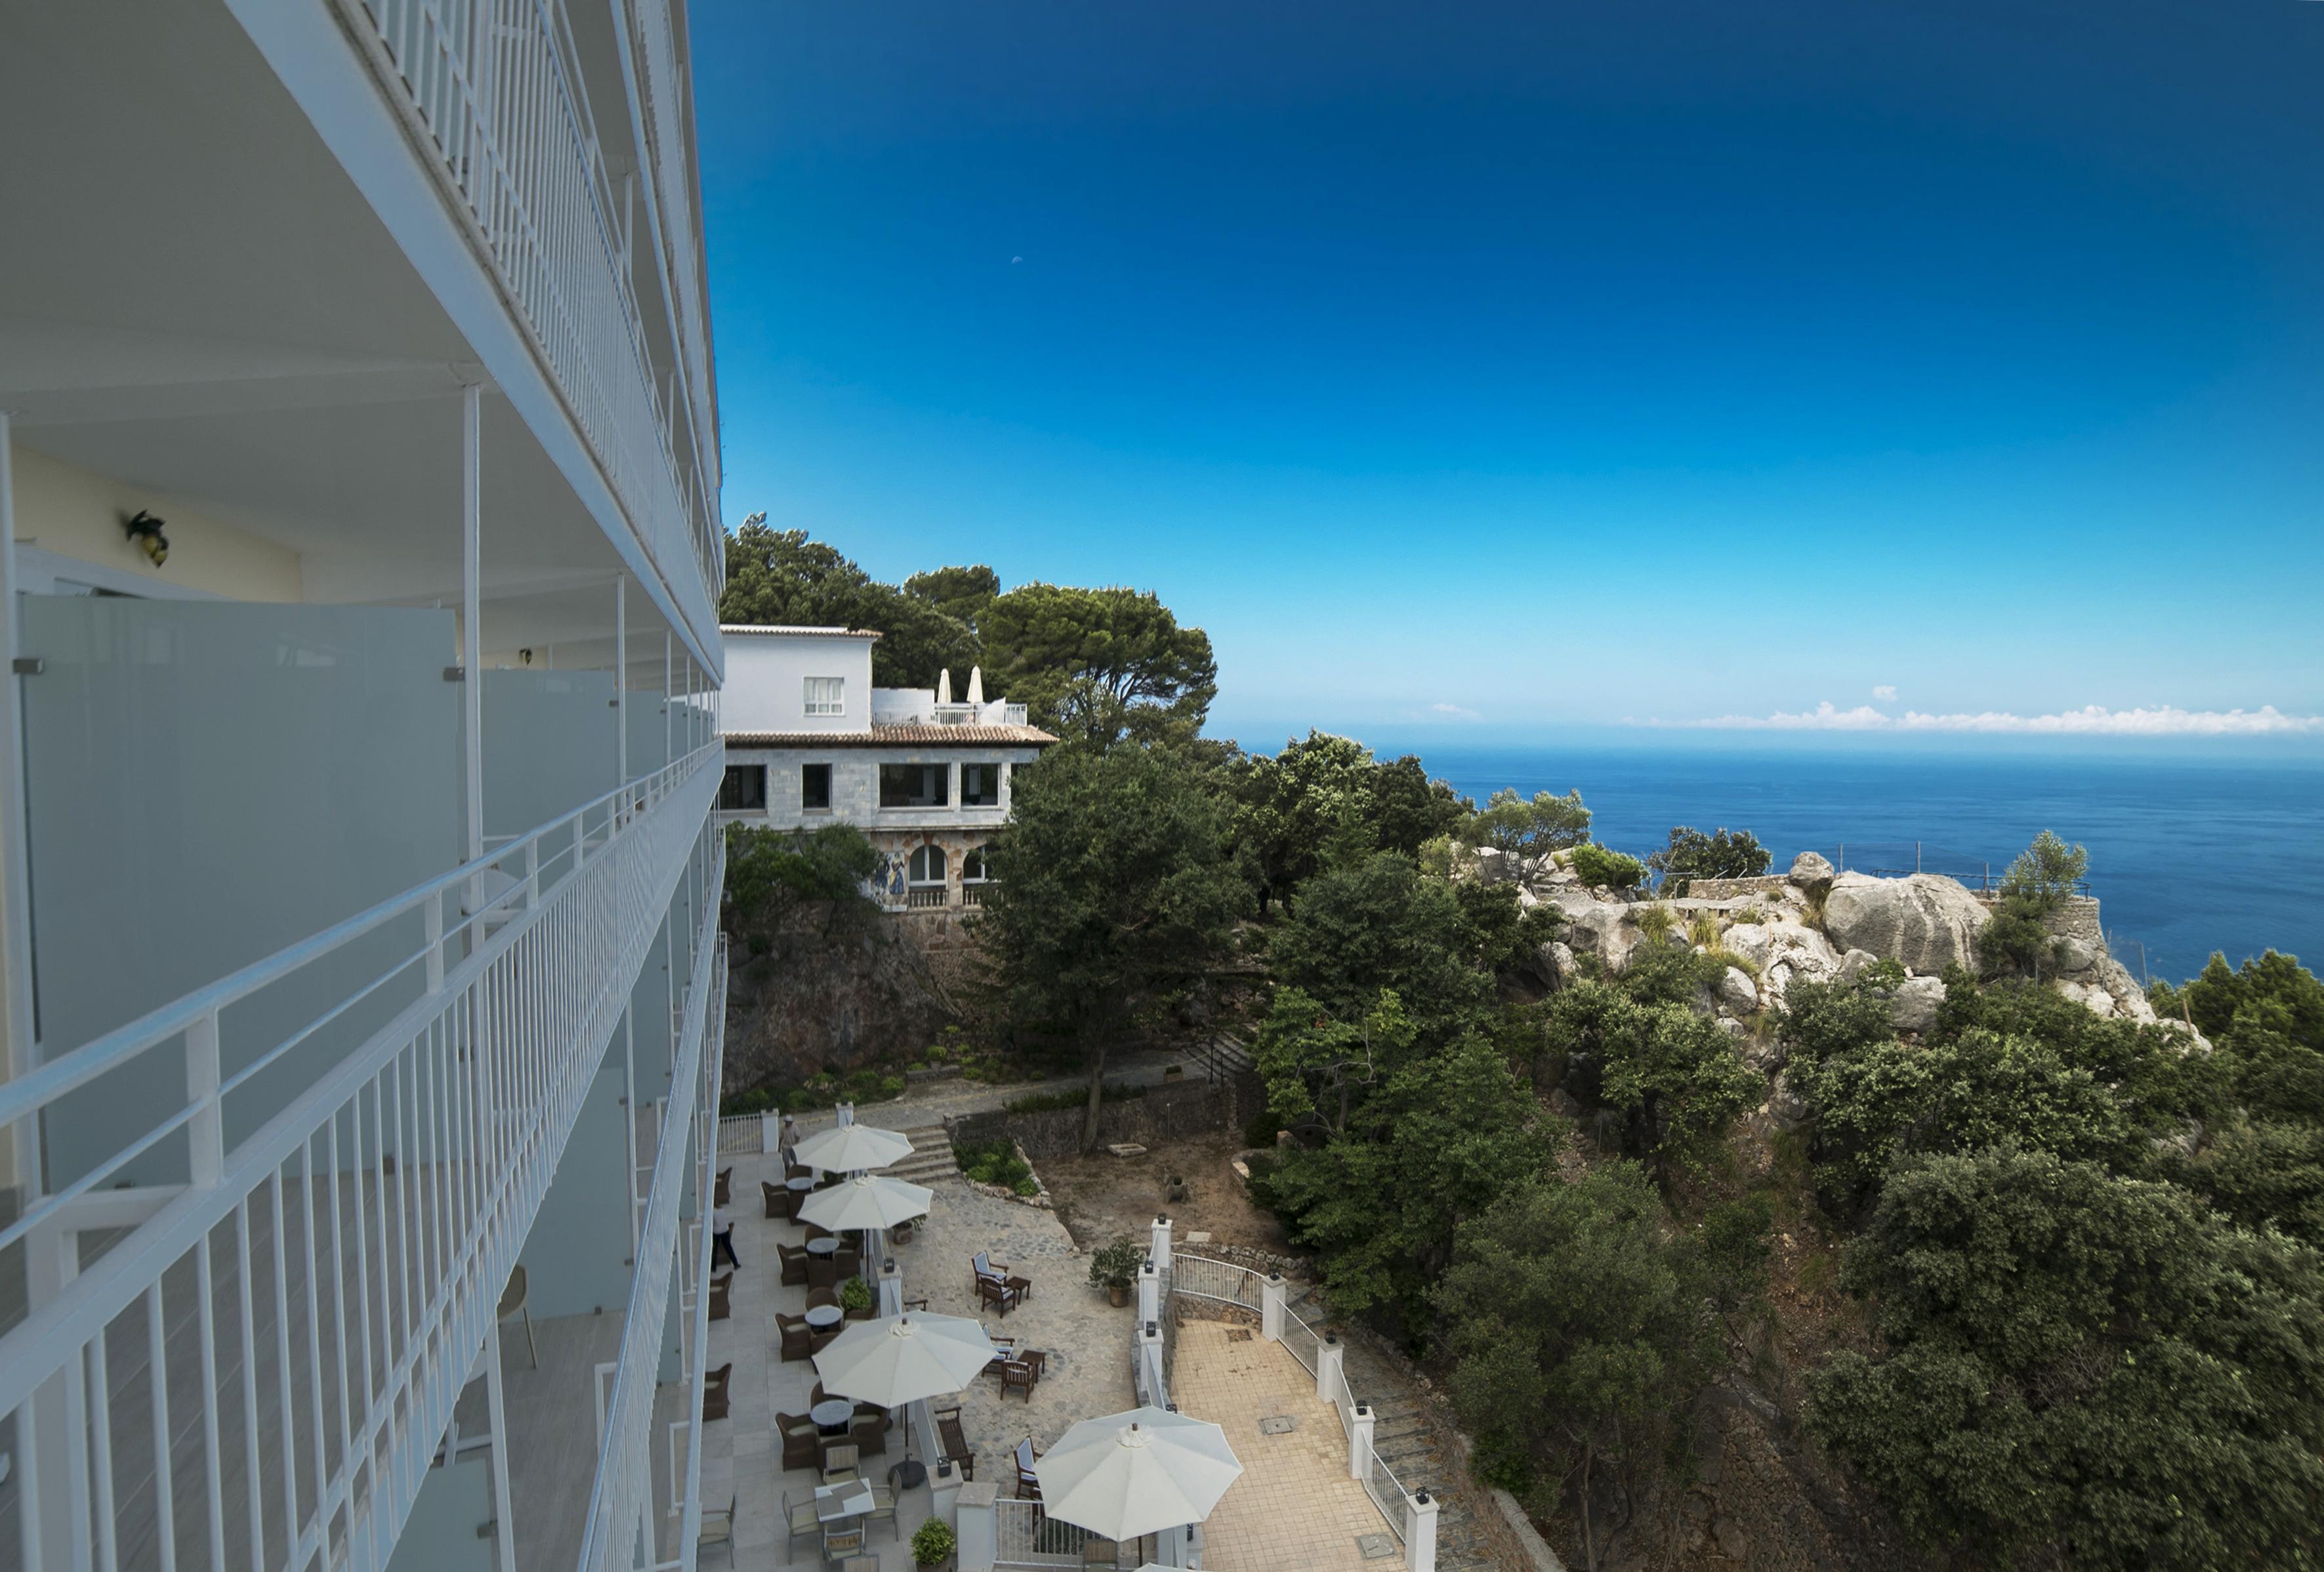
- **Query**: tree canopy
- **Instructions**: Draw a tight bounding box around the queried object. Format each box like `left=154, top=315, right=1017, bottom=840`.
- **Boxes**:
left=1463, top=787, right=1592, bottom=859
left=1228, top=731, right=1469, bottom=913
left=973, top=740, right=1243, bottom=1148
left=1646, top=825, right=1772, bottom=892
left=978, top=583, right=1216, bottom=743
left=720, top=521, right=978, bottom=686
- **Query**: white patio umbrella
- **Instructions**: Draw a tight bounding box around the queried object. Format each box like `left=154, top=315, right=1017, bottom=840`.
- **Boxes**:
left=791, top=1121, right=913, bottom=1174
left=812, top=1313, right=997, bottom=1409
left=1033, top=1407, right=1244, bottom=1542
left=794, top=1173, right=933, bottom=1234
left=938, top=667, right=953, bottom=703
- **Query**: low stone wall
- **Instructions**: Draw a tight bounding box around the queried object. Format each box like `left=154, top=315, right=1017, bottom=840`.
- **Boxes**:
left=948, top=1076, right=1234, bottom=1160
left=1678, top=875, right=1792, bottom=901
left=1970, top=890, right=2104, bottom=945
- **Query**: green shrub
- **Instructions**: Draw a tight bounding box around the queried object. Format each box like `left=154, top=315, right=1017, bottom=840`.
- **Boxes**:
left=839, top=1274, right=873, bottom=1312
left=1571, top=843, right=1646, bottom=890
left=1686, top=911, right=1722, bottom=950
left=953, top=1138, right=1036, bottom=1192
left=1636, top=903, right=1674, bottom=942
left=911, top=1518, right=957, bottom=1567
left=1087, top=1237, right=1146, bottom=1292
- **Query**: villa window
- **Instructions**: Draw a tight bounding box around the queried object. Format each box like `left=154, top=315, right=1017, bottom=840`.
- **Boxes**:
left=801, top=762, right=832, bottom=811
left=879, top=762, right=949, bottom=808
left=803, top=676, right=845, bottom=717
left=907, top=843, right=949, bottom=908
left=716, top=764, right=766, bottom=812
left=961, top=845, right=994, bottom=905
left=960, top=762, right=1001, bottom=806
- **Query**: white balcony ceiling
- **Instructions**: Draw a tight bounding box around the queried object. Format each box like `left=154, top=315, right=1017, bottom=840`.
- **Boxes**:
left=0, top=0, right=696, bottom=660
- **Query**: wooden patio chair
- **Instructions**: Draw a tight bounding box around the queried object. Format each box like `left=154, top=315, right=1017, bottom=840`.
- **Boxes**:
left=1001, top=1350, right=1045, bottom=1403
left=984, top=1334, right=1017, bottom=1377
left=976, top=1273, right=1023, bottom=1316
left=1014, top=1436, right=1043, bottom=1498
left=701, top=1363, right=732, bottom=1422
left=934, top=1405, right=974, bottom=1481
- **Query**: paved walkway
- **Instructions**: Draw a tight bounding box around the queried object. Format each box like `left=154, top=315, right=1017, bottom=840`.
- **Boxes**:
left=1170, top=1322, right=1400, bottom=1572
left=776, top=1043, right=1190, bottom=1138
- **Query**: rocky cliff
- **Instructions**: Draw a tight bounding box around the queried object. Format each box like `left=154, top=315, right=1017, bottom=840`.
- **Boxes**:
left=721, top=911, right=957, bottom=1093
left=1527, top=851, right=2170, bottom=1042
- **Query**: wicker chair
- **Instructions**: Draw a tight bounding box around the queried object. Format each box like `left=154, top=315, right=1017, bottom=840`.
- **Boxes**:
left=701, top=1363, right=732, bottom=1422
left=779, top=1413, right=821, bottom=1472
left=761, top=1179, right=791, bottom=1219
left=778, top=1241, right=810, bottom=1287
left=707, top=1275, right=730, bottom=1323
left=778, top=1313, right=814, bottom=1363
left=833, top=1244, right=862, bottom=1279
left=713, top=1167, right=732, bottom=1207
left=806, top=1286, right=840, bottom=1312
left=807, top=1256, right=839, bottom=1291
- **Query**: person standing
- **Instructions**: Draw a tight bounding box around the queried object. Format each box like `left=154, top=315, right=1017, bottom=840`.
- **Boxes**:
left=778, top=1113, right=800, bottom=1169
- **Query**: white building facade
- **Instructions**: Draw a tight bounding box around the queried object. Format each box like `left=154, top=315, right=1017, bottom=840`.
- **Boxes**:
left=2, top=7, right=729, bottom=1572
left=715, top=628, right=1054, bottom=909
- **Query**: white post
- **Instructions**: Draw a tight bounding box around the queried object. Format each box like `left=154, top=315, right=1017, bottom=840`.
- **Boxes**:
left=663, top=631, right=673, bottom=766
left=953, top=1481, right=998, bottom=1572
left=484, top=1325, right=518, bottom=1572
left=1136, top=1259, right=1159, bottom=1325
left=877, top=1260, right=902, bottom=1317
left=0, top=409, right=40, bottom=1194
left=614, top=575, right=627, bottom=789
left=1150, top=1212, right=1173, bottom=1273
left=835, top=1101, right=854, bottom=1128
left=1349, top=1403, right=1375, bottom=1481
left=1316, top=1334, right=1344, bottom=1408
left=1261, top=1273, right=1286, bottom=1343
left=461, top=384, right=484, bottom=875
left=760, top=1110, right=781, bottom=1153
left=1405, top=1491, right=1439, bottom=1572
left=1138, top=1321, right=1166, bottom=1409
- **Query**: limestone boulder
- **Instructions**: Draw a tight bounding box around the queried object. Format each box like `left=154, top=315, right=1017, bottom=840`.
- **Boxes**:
left=1821, top=873, right=1990, bottom=974
left=1788, top=850, right=1836, bottom=890
left=2055, top=936, right=2101, bottom=977
left=1889, top=976, right=1947, bottom=1035
left=1836, top=948, right=1884, bottom=983
left=1718, top=966, right=1760, bottom=1015
left=1553, top=896, right=1641, bottom=973
left=1473, top=846, right=1514, bottom=884
left=1768, top=1070, right=1811, bottom=1131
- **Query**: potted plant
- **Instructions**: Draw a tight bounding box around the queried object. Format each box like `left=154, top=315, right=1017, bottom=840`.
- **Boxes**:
left=1163, top=1062, right=1184, bottom=1083
left=1088, top=1237, right=1146, bottom=1308
left=911, top=1518, right=957, bottom=1569
left=839, top=1274, right=875, bottom=1320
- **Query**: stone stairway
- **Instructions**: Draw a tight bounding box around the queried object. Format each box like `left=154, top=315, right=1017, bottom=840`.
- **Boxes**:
left=887, top=1123, right=964, bottom=1188
left=1327, top=1309, right=1516, bottom=1572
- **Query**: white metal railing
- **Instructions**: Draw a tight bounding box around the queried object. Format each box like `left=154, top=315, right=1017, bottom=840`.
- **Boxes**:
left=1279, top=1304, right=1321, bottom=1376
left=1167, top=1252, right=1265, bottom=1312
left=1003, top=704, right=1029, bottom=726
left=1361, top=1445, right=1411, bottom=1543
left=0, top=744, right=720, bottom=1572
left=713, top=1114, right=761, bottom=1155
left=576, top=862, right=725, bottom=1572
left=342, top=0, right=722, bottom=632
left=622, top=0, right=718, bottom=509
left=993, top=1498, right=1103, bottom=1568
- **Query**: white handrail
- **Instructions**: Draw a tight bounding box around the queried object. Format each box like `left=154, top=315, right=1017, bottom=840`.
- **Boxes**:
left=0, top=751, right=720, bottom=1572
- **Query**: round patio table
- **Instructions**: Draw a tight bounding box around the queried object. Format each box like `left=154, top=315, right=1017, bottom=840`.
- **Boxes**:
left=805, top=1236, right=839, bottom=1256
left=786, top=1175, right=814, bottom=1195
left=803, top=1304, right=843, bottom=1329
left=810, top=1398, right=854, bottom=1434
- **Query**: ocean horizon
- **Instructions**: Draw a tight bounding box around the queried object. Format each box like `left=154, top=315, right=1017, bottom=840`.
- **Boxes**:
left=1308, top=739, right=2324, bottom=986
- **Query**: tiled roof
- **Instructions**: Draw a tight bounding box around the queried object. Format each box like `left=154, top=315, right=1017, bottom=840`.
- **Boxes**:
left=723, top=723, right=1058, bottom=747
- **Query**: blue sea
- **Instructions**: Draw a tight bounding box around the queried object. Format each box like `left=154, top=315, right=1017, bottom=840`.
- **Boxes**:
left=1372, top=744, right=2324, bottom=986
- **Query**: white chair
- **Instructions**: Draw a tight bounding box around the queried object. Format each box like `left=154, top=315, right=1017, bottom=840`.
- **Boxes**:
left=497, top=1264, right=538, bottom=1369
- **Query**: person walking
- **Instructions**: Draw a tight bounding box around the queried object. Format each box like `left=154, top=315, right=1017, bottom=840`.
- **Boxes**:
left=710, top=1203, right=739, bottom=1272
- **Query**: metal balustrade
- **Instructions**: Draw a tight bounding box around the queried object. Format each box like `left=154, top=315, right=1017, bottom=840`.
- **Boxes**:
left=1279, top=1305, right=1321, bottom=1377
left=341, top=0, right=723, bottom=629
left=0, top=744, right=720, bottom=1572
left=993, top=1498, right=1104, bottom=1568
left=623, top=0, right=718, bottom=504
left=1361, top=1447, right=1411, bottom=1544
left=575, top=873, right=725, bottom=1572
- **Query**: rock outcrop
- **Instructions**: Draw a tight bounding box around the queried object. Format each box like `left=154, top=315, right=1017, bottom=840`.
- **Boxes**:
left=1821, top=873, right=1990, bottom=975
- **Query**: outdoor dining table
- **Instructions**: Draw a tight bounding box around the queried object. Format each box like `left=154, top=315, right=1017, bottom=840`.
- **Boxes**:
left=813, top=1478, right=875, bottom=1524
left=803, top=1304, right=843, bottom=1329
left=804, top=1237, right=839, bottom=1257
left=810, top=1397, right=855, bottom=1434
left=785, top=1175, right=814, bottom=1195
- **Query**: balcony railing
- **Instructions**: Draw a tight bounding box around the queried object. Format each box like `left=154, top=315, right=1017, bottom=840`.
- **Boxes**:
left=576, top=871, right=725, bottom=1572
left=342, top=0, right=723, bottom=632
left=0, top=744, right=721, bottom=1572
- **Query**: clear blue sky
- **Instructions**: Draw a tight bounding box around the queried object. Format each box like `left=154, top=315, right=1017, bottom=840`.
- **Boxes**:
left=692, top=0, right=2324, bottom=749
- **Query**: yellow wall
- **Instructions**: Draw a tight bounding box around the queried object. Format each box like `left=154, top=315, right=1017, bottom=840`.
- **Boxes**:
left=9, top=445, right=303, bottom=601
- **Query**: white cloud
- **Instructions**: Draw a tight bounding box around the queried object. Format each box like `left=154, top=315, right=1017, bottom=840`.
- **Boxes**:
left=1872, top=684, right=1898, bottom=701
left=1430, top=701, right=1485, bottom=722
left=1659, top=702, right=2324, bottom=735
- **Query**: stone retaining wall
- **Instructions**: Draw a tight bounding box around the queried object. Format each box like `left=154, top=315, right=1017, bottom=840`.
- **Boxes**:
left=1678, top=875, right=1793, bottom=901
left=1971, top=890, right=2104, bottom=944
left=947, top=1076, right=1234, bottom=1160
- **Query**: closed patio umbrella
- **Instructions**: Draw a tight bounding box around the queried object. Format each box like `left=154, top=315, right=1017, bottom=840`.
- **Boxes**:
left=812, top=1313, right=997, bottom=1409
left=792, top=1121, right=913, bottom=1174
left=1033, top=1407, right=1244, bottom=1542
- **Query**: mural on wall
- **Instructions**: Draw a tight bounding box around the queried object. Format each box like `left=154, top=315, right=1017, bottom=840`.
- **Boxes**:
left=875, top=852, right=909, bottom=907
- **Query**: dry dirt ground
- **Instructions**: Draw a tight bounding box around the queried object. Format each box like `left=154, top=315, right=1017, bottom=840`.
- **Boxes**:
left=1033, top=1130, right=1293, bottom=1255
